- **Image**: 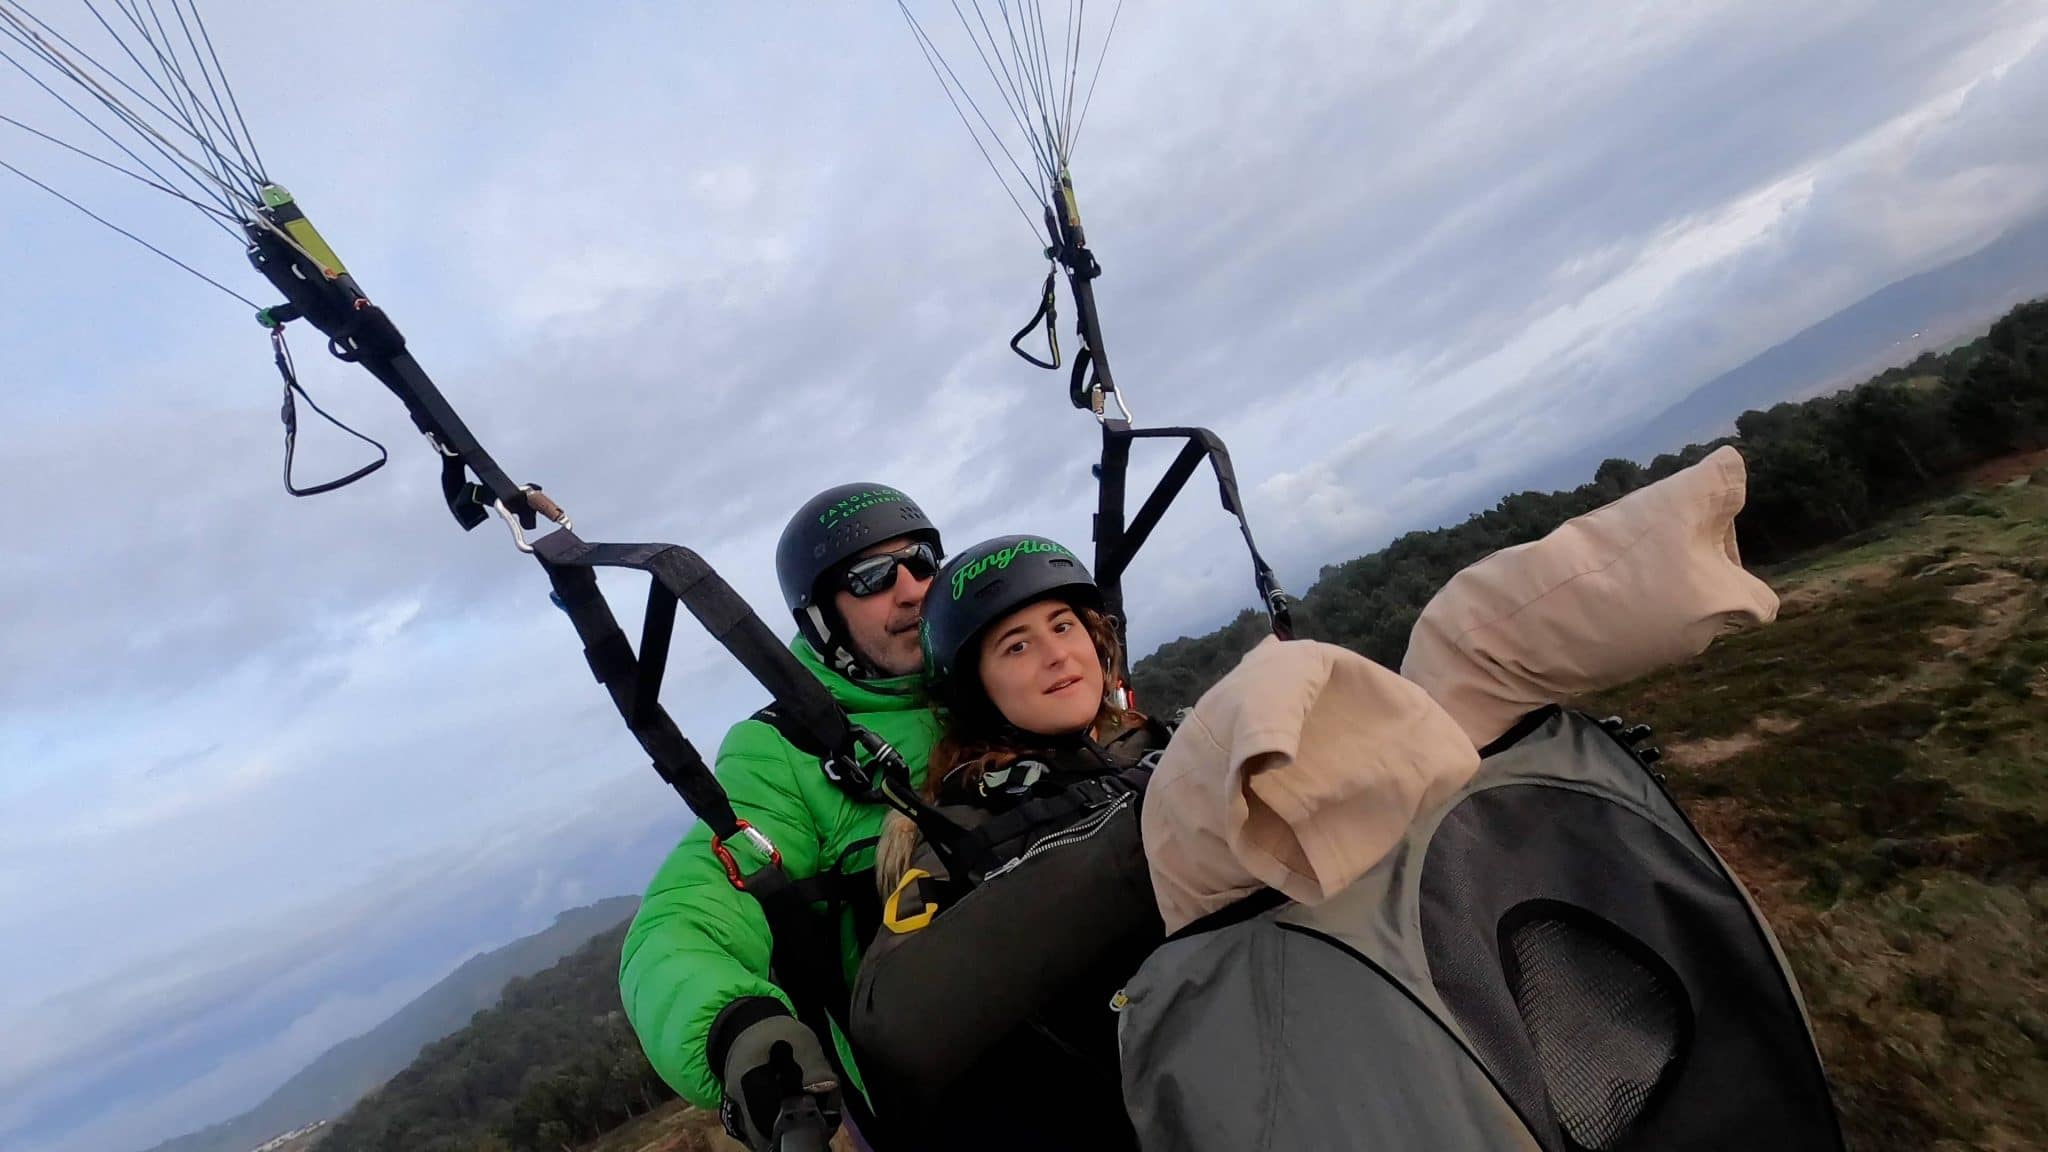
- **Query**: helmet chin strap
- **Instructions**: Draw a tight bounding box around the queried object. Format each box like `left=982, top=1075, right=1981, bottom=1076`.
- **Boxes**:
left=807, top=603, right=884, bottom=680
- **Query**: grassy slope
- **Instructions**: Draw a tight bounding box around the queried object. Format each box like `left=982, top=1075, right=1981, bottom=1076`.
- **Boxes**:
left=589, top=465, right=2048, bottom=1152
left=1585, top=456, right=2048, bottom=1151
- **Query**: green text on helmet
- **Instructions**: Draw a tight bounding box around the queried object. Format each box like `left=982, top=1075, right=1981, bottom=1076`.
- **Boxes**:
left=950, top=538, right=1076, bottom=601
left=817, top=486, right=910, bottom=528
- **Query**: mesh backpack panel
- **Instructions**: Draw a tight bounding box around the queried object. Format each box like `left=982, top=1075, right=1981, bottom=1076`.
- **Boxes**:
left=1504, top=906, right=1689, bottom=1150
left=1418, top=711, right=1843, bottom=1152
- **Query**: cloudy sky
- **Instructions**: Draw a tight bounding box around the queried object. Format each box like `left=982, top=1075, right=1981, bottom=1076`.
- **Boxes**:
left=5, top=2, right=2048, bottom=1150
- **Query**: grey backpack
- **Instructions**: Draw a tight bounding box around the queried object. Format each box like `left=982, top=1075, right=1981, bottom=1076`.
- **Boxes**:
left=1116, top=707, right=1843, bottom=1152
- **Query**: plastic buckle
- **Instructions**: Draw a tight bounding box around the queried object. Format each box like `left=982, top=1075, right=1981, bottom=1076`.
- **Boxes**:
left=883, top=868, right=940, bottom=934
left=710, top=820, right=782, bottom=890
left=820, top=749, right=873, bottom=792
left=1071, top=777, right=1117, bottom=808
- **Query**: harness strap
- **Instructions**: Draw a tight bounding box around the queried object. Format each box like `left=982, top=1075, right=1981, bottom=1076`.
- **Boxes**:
left=750, top=703, right=979, bottom=877
left=950, top=763, right=1154, bottom=882
left=534, top=543, right=743, bottom=838
left=1093, top=424, right=1294, bottom=645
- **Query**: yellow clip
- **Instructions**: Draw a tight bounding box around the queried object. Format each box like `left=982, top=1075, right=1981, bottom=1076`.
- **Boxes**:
left=883, top=867, right=939, bottom=934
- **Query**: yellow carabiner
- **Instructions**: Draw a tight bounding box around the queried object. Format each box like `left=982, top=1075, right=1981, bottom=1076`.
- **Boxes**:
left=883, top=867, right=939, bottom=934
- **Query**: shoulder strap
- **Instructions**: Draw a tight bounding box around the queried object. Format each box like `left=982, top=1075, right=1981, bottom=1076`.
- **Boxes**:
left=751, top=703, right=832, bottom=759
left=753, top=706, right=982, bottom=884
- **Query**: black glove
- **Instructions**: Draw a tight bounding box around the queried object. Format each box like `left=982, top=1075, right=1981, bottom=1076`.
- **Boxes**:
left=716, top=1010, right=842, bottom=1152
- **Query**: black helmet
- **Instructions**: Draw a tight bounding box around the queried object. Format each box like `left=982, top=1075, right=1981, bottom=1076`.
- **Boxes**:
left=776, top=482, right=942, bottom=666
left=921, top=534, right=1100, bottom=692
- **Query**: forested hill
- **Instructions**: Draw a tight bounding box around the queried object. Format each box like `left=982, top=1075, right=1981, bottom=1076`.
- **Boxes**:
left=313, top=917, right=685, bottom=1152
left=141, top=897, right=640, bottom=1152
left=1131, top=297, right=2048, bottom=714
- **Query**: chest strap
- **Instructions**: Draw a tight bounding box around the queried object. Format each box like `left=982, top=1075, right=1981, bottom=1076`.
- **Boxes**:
left=950, top=764, right=1153, bottom=883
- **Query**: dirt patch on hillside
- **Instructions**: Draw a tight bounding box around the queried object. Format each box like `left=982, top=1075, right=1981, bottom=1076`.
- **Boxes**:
left=1964, top=446, right=2048, bottom=487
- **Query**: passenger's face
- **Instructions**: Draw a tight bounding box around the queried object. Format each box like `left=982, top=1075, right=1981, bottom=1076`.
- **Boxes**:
left=976, top=599, right=1104, bottom=736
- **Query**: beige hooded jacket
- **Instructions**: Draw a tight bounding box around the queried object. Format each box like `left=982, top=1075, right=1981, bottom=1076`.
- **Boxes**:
left=1142, top=446, right=1779, bottom=932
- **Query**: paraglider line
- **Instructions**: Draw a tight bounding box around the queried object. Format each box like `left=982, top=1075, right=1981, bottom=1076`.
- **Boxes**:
left=929, top=0, right=1056, bottom=200
left=167, top=0, right=257, bottom=185
left=8, top=0, right=256, bottom=198
left=180, top=0, right=262, bottom=175
left=0, top=28, right=242, bottom=219
left=121, top=0, right=259, bottom=195
left=31, top=0, right=243, bottom=187
left=995, top=1, right=1055, bottom=174
left=1, top=108, right=244, bottom=232
left=1062, top=0, right=1082, bottom=158
left=900, top=2, right=1047, bottom=241
left=1068, top=0, right=1119, bottom=159
left=952, top=0, right=1056, bottom=183
left=0, top=8, right=256, bottom=212
left=0, top=153, right=258, bottom=307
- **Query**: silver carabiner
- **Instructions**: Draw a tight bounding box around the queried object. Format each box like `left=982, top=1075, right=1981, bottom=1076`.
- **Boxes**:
left=1094, top=385, right=1135, bottom=426
left=495, top=500, right=536, bottom=554
left=496, top=485, right=573, bottom=555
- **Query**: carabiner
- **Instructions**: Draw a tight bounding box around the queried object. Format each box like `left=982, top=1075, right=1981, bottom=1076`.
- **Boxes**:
left=711, top=819, right=783, bottom=890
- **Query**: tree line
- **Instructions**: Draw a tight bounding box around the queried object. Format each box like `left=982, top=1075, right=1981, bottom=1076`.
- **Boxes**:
left=1131, top=299, right=2048, bottom=713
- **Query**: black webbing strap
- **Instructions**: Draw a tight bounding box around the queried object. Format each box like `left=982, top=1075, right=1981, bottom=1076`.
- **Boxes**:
left=756, top=844, right=875, bottom=1041
left=1163, top=885, right=1292, bottom=944
left=950, top=767, right=1149, bottom=882
left=529, top=534, right=746, bottom=838
left=243, top=212, right=904, bottom=1141
left=1049, top=196, right=1113, bottom=414
left=751, top=704, right=829, bottom=759
left=1092, top=423, right=1294, bottom=644
left=528, top=529, right=897, bottom=1141
left=531, top=530, right=862, bottom=837
left=1093, top=421, right=1133, bottom=628
left=362, top=347, right=524, bottom=530
left=750, top=704, right=979, bottom=876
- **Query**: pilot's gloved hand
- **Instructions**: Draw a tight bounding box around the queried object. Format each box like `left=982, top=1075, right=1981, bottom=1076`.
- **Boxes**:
left=714, top=1004, right=842, bottom=1152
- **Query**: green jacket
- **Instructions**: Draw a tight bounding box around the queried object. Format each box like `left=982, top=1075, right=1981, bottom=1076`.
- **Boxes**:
left=619, top=637, right=940, bottom=1109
